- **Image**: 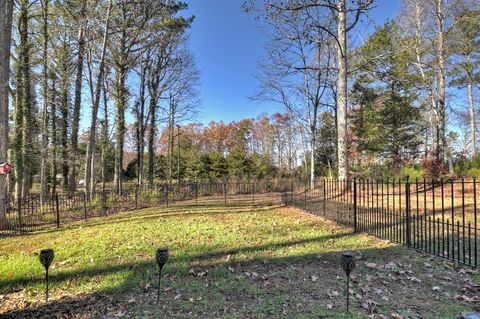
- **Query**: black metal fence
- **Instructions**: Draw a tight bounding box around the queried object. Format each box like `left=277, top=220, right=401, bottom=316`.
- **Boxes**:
left=1, top=178, right=478, bottom=268
left=289, top=178, right=479, bottom=268
left=0, top=180, right=294, bottom=238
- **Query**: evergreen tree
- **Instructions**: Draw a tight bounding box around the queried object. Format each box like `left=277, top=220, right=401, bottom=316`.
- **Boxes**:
left=352, top=22, right=424, bottom=175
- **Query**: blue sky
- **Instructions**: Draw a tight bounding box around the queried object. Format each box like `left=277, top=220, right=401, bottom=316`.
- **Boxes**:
left=184, top=0, right=401, bottom=124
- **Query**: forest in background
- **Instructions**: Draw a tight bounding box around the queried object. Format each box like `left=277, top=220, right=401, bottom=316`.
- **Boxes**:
left=0, top=0, right=479, bottom=214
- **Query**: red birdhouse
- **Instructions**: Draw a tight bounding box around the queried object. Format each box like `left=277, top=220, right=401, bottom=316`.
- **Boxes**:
left=0, top=162, right=13, bottom=175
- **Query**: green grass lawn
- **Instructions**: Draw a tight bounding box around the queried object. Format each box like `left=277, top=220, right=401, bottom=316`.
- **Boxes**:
left=0, top=204, right=478, bottom=318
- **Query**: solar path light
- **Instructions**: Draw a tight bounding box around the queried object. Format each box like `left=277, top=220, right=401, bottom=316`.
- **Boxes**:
left=156, top=248, right=169, bottom=302
left=39, top=249, right=54, bottom=302
left=340, top=252, right=355, bottom=312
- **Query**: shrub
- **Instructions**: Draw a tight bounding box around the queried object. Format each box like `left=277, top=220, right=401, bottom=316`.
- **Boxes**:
left=398, top=163, right=424, bottom=180
left=422, top=152, right=446, bottom=179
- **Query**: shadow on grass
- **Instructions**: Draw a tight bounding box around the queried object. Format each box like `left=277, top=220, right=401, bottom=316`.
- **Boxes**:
left=17, top=204, right=280, bottom=239
left=2, top=240, right=476, bottom=318
left=1, top=242, right=396, bottom=318
left=0, top=232, right=352, bottom=292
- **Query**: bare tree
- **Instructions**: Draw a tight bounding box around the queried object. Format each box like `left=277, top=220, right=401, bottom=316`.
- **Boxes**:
left=84, top=0, right=113, bottom=199
left=398, top=0, right=469, bottom=175
left=248, top=1, right=337, bottom=188
left=449, top=5, right=480, bottom=158
left=161, top=47, right=201, bottom=184
left=39, top=0, right=49, bottom=202
left=435, top=0, right=455, bottom=175
left=248, top=0, right=373, bottom=181
left=68, top=0, right=88, bottom=193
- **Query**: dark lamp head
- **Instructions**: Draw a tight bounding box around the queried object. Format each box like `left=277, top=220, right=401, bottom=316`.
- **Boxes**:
left=156, top=248, right=169, bottom=269
left=39, top=249, right=54, bottom=269
left=341, top=252, right=355, bottom=276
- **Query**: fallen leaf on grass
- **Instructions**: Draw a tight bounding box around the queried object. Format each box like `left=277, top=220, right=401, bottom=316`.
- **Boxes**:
left=113, top=309, right=126, bottom=317
left=406, top=276, right=421, bottom=283
left=365, top=262, right=377, bottom=269
left=384, top=262, right=397, bottom=270
left=456, top=294, right=477, bottom=302
left=189, top=268, right=208, bottom=277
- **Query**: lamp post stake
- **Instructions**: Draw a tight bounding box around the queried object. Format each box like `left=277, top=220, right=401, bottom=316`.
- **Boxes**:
left=340, top=252, right=355, bottom=312
left=155, top=248, right=169, bottom=303
left=39, top=249, right=54, bottom=302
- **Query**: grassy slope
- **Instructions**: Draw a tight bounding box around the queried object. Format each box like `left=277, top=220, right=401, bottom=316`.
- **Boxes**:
left=0, top=204, right=478, bottom=318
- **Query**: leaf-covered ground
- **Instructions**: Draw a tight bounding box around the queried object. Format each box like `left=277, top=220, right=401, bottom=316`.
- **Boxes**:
left=0, top=204, right=478, bottom=318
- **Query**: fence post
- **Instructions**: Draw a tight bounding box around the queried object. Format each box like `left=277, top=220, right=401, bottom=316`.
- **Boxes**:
left=323, top=179, right=326, bottom=215
left=405, top=176, right=411, bottom=248
left=55, top=194, right=60, bottom=228
left=83, top=192, right=87, bottom=221
left=353, top=178, right=357, bottom=233
left=17, top=198, right=22, bottom=231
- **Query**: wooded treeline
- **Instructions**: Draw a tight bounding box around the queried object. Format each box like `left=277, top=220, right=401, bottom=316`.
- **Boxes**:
left=245, top=0, right=480, bottom=183
left=121, top=113, right=305, bottom=182
left=0, top=0, right=201, bottom=213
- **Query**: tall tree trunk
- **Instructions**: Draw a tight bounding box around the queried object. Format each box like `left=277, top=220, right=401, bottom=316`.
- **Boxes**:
left=114, top=66, right=126, bottom=195
left=14, top=0, right=32, bottom=200
left=50, top=74, right=58, bottom=197
left=136, top=60, right=147, bottom=187
left=0, top=0, right=14, bottom=226
left=414, top=2, right=438, bottom=154
left=21, top=0, right=32, bottom=199
left=59, top=43, right=70, bottom=192
left=168, top=96, right=175, bottom=184
left=435, top=0, right=454, bottom=175
left=336, top=0, right=348, bottom=179
left=468, top=73, right=476, bottom=158
left=147, top=99, right=156, bottom=189
left=40, top=0, right=49, bottom=203
left=310, top=130, right=315, bottom=189
left=14, top=75, right=25, bottom=201
left=69, top=0, right=87, bottom=193
left=101, top=82, right=108, bottom=193
left=84, top=0, right=112, bottom=200
left=300, top=128, right=308, bottom=178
